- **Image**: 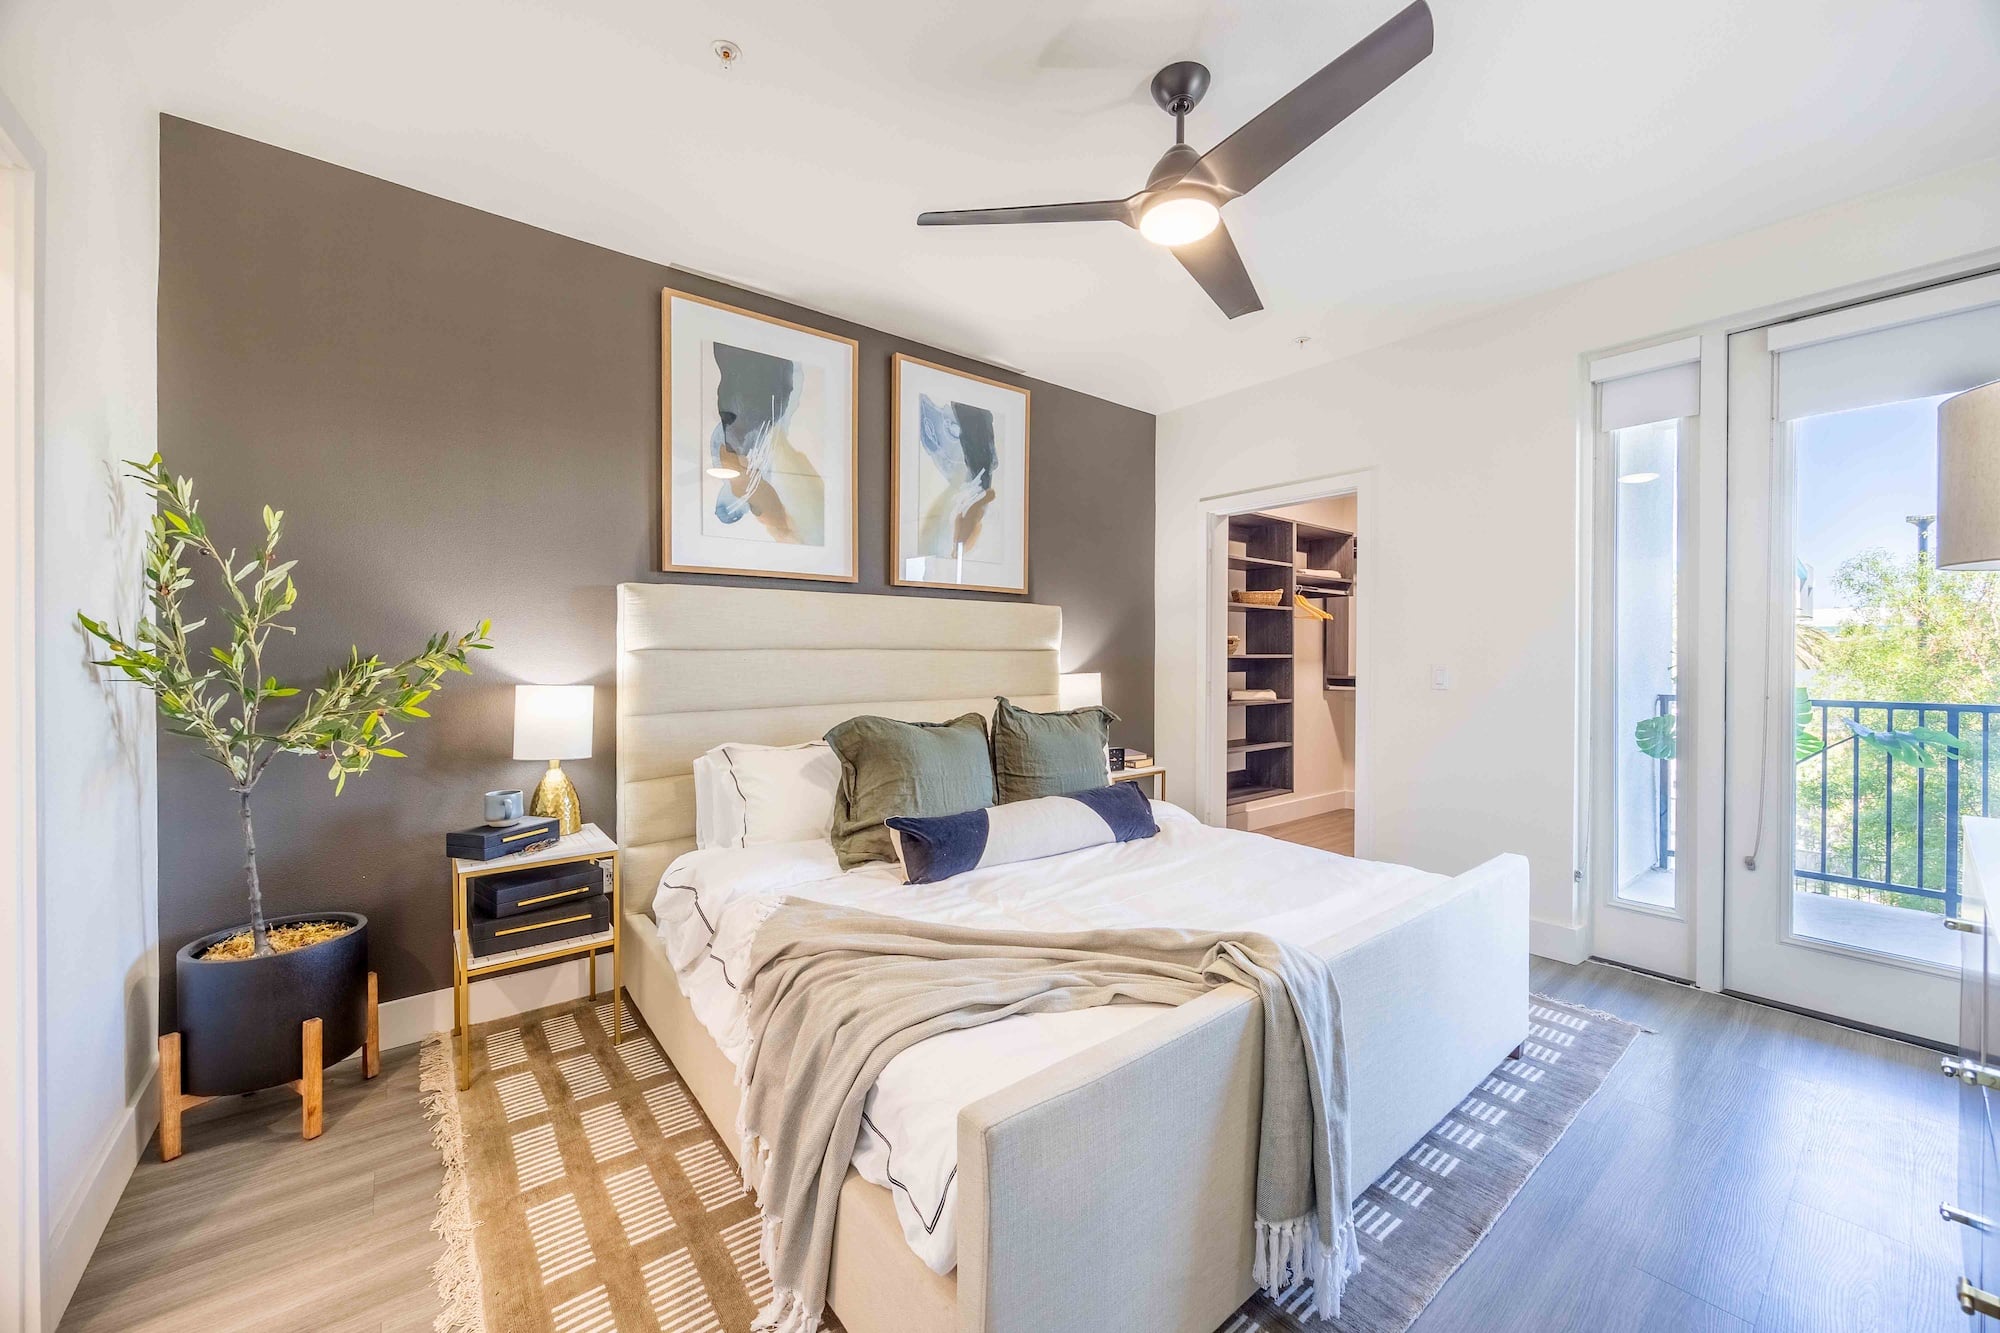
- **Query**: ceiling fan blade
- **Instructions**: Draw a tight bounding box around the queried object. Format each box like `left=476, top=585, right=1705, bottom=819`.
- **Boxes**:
left=1190, top=0, right=1433, bottom=199
left=918, top=198, right=1135, bottom=227
left=1173, top=220, right=1263, bottom=319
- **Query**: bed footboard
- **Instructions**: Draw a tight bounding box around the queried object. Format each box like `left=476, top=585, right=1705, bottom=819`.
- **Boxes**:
left=955, top=853, right=1530, bottom=1333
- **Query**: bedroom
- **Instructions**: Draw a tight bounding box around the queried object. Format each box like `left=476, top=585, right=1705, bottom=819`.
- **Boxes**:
left=5, top=2, right=2000, bottom=1331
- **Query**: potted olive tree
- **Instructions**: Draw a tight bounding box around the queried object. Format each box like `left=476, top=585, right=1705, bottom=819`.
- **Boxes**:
left=81, top=455, right=491, bottom=1153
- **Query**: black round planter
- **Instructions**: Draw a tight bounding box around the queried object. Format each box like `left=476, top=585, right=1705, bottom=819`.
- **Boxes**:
left=174, top=911, right=369, bottom=1097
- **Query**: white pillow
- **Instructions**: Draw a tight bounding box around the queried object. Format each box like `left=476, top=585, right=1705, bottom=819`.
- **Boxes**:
left=696, top=741, right=841, bottom=848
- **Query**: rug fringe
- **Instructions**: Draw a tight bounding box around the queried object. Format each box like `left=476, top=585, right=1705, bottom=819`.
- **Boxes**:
left=1531, top=991, right=1657, bottom=1033
left=420, top=1035, right=486, bottom=1333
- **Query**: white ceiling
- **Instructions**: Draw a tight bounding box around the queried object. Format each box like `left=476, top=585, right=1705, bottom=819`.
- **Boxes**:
left=117, top=0, right=2000, bottom=413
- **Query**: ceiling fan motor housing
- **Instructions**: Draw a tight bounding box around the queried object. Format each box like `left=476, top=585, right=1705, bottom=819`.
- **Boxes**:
left=1151, top=61, right=1212, bottom=118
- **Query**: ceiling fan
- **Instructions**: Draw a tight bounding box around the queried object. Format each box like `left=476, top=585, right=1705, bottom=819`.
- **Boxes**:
left=916, top=0, right=1434, bottom=320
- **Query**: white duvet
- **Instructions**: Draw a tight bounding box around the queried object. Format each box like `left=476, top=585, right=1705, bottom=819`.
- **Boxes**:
left=651, top=801, right=1446, bottom=1276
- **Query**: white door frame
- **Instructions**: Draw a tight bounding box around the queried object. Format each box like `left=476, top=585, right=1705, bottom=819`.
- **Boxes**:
left=0, top=92, right=43, bottom=1333
left=1578, top=336, right=1729, bottom=985
left=1192, top=469, right=1374, bottom=855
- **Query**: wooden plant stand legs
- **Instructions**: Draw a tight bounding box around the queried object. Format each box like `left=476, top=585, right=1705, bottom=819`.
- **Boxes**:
left=158, top=970, right=380, bottom=1162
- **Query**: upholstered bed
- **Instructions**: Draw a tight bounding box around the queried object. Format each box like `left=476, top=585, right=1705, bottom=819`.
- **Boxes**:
left=615, top=581, right=1528, bottom=1333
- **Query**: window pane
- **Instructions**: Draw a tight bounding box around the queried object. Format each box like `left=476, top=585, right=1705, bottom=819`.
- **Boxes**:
left=1611, top=419, right=1680, bottom=908
left=1787, top=396, right=1989, bottom=967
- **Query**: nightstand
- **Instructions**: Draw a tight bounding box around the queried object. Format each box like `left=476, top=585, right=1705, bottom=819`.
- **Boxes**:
left=1111, top=764, right=1167, bottom=801
left=451, top=821, right=622, bottom=1089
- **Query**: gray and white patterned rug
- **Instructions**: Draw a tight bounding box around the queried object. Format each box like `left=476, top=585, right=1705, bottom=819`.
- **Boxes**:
left=1227, top=994, right=1642, bottom=1332
left=424, top=993, right=1639, bottom=1333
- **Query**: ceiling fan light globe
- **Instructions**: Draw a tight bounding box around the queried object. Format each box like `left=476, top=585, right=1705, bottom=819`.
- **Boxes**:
left=1139, top=197, right=1221, bottom=247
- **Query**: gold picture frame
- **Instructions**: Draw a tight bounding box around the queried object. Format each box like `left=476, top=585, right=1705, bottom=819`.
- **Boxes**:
left=661, top=291, right=860, bottom=582
left=890, top=353, right=1032, bottom=595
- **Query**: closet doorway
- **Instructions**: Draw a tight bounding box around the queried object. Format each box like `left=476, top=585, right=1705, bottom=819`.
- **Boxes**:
left=1196, top=475, right=1370, bottom=857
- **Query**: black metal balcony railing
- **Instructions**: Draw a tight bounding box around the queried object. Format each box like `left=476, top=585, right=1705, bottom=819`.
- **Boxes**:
left=1652, top=694, right=2000, bottom=918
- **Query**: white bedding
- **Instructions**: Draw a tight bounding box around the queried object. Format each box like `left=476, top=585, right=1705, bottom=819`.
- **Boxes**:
left=651, top=801, right=1446, bottom=1276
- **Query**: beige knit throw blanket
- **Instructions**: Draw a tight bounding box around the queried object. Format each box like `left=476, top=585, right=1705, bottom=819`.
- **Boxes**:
left=733, top=898, right=1357, bottom=1333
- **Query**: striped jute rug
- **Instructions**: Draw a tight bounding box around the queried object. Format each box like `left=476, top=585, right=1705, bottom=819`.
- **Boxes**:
left=423, top=993, right=1639, bottom=1333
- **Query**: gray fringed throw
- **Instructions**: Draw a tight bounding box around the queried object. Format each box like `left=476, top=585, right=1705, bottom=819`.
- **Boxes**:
left=733, top=899, right=1356, bottom=1333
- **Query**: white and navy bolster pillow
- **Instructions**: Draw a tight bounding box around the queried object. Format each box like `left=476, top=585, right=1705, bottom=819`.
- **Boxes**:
left=885, top=783, right=1158, bottom=885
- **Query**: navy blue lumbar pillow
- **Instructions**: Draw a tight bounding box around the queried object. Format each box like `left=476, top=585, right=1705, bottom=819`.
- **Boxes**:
left=885, top=782, right=1158, bottom=885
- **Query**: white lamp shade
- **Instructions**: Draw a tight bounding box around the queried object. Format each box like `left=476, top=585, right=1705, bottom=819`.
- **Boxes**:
left=1058, top=672, right=1103, bottom=711
left=1941, top=380, right=2000, bottom=571
left=514, top=685, right=593, bottom=761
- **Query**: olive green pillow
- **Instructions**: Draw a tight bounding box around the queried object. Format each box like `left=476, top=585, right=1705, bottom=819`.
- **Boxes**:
left=823, top=713, right=996, bottom=869
left=991, top=696, right=1120, bottom=803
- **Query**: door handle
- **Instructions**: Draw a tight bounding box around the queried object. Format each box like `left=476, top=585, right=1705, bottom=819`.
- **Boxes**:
left=1942, top=1056, right=2000, bottom=1089
left=1962, top=1277, right=2000, bottom=1318
left=1945, top=916, right=1981, bottom=933
left=1943, top=1203, right=1996, bottom=1232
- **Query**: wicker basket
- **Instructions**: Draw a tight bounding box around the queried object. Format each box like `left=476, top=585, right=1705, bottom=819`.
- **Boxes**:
left=1225, top=633, right=1244, bottom=655
left=1231, top=588, right=1285, bottom=607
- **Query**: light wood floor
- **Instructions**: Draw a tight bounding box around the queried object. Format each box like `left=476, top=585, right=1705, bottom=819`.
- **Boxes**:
left=1264, top=808, right=1356, bottom=854
left=59, top=1046, right=442, bottom=1333
left=61, top=963, right=1962, bottom=1332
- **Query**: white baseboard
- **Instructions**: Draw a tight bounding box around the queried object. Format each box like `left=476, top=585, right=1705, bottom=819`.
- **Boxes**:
left=1229, top=788, right=1354, bottom=832
left=378, top=957, right=601, bottom=1052
left=1529, top=915, right=1591, bottom=965
left=42, top=1068, right=159, bottom=1333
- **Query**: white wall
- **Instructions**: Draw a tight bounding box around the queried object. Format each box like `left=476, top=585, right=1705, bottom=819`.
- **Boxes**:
left=1156, top=153, right=2000, bottom=957
left=0, top=2, right=160, bottom=1324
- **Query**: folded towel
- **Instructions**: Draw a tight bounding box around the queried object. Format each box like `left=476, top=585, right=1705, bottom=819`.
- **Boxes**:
left=1231, top=688, right=1280, bottom=702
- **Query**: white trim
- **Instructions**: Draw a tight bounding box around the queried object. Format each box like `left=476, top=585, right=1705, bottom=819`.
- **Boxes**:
left=378, top=957, right=605, bottom=1054
left=1227, top=787, right=1353, bottom=832
left=1766, top=269, right=2000, bottom=352
left=1192, top=470, right=1374, bottom=861
left=40, top=1073, right=156, bottom=1333
left=1587, top=335, right=1702, bottom=383
left=1529, top=915, right=1589, bottom=965
left=0, top=93, right=40, bottom=1333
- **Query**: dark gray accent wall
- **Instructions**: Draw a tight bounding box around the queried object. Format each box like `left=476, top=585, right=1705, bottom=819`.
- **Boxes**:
left=155, top=116, right=1155, bottom=1022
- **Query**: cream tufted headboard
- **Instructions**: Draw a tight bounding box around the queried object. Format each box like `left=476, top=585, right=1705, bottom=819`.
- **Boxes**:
left=615, top=582, right=1060, bottom=899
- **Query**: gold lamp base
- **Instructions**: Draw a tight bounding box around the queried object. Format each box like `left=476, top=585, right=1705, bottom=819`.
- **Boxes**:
left=530, top=759, right=582, bottom=836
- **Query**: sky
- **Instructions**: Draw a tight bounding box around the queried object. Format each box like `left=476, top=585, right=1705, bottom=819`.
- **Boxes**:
left=1792, top=395, right=1947, bottom=617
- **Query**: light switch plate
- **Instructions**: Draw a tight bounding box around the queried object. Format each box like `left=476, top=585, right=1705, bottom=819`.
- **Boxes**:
left=1431, top=665, right=1451, bottom=691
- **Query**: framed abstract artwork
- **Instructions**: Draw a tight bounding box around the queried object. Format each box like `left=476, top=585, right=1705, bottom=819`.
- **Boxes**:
left=891, top=354, right=1031, bottom=595
left=662, top=291, right=859, bottom=581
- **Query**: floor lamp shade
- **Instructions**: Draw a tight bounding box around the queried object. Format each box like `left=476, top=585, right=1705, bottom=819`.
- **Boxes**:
left=1941, top=380, right=2000, bottom=571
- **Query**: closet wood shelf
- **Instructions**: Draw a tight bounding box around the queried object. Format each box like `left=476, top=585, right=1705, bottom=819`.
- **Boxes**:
left=1228, top=653, right=1291, bottom=660
left=1227, top=740, right=1291, bottom=754
left=1228, top=602, right=1289, bottom=612
left=1228, top=697, right=1293, bottom=706
left=1225, top=783, right=1289, bottom=807
left=1228, top=554, right=1292, bottom=570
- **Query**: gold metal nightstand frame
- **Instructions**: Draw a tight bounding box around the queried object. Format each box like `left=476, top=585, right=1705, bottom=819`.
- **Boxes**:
left=450, top=826, right=622, bottom=1090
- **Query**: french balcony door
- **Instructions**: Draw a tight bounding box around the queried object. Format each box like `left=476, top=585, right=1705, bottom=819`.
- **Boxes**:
left=1722, top=276, right=2000, bottom=1044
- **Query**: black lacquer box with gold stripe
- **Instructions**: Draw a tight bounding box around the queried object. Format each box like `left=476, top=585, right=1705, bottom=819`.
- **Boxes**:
left=446, top=815, right=561, bottom=861
left=471, top=863, right=604, bottom=918
left=467, top=891, right=610, bottom=958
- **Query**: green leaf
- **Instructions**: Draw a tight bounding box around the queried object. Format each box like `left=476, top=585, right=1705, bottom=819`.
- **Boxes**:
left=374, top=747, right=406, bottom=759
left=1843, top=717, right=1966, bottom=769
left=1793, top=687, right=1825, bottom=763
left=1634, top=713, right=1676, bottom=760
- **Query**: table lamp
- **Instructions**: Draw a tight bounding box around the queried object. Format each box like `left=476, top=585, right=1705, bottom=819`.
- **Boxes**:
left=1940, top=380, right=2000, bottom=571
left=515, top=685, right=592, bottom=836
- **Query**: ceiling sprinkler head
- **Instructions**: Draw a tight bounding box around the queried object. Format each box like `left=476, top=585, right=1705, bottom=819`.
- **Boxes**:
left=1295, top=336, right=1312, bottom=347
left=712, top=39, right=742, bottom=71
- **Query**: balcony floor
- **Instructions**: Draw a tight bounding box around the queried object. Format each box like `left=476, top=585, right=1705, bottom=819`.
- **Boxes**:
left=1614, top=874, right=1955, bottom=968
left=1793, top=890, right=1956, bottom=969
